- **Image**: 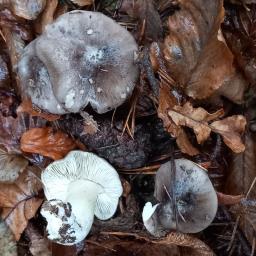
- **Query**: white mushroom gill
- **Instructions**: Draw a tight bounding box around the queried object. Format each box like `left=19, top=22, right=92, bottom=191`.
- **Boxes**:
left=40, top=151, right=123, bottom=245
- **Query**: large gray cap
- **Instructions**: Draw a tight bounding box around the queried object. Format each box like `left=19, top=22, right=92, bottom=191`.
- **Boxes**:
left=17, top=10, right=139, bottom=114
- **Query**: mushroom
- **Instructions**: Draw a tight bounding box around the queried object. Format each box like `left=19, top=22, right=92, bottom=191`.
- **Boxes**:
left=17, top=10, right=139, bottom=114
left=40, top=150, right=123, bottom=245
left=142, top=159, right=218, bottom=236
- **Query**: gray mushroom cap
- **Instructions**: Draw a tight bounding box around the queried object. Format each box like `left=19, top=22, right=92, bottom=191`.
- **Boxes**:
left=17, top=10, right=139, bottom=114
left=143, top=159, right=218, bottom=236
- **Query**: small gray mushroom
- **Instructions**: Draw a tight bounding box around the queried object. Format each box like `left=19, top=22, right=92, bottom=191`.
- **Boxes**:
left=17, top=10, right=139, bottom=114
left=142, top=159, right=218, bottom=236
left=40, top=151, right=123, bottom=245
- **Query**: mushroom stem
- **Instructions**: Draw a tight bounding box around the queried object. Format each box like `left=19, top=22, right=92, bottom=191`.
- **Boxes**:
left=66, top=179, right=103, bottom=235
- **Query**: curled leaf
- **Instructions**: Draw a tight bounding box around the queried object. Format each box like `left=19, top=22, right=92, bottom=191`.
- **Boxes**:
left=0, top=146, right=28, bottom=183
left=20, top=127, right=79, bottom=160
left=210, top=115, right=246, bottom=153
left=0, top=166, right=43, bottom=240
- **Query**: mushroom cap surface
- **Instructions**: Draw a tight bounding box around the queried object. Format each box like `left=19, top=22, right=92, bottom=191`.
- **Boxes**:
left=17, top=10, right=139, bottom=114
left=41, top=150, right=123, bottom=220
left=144, top=159, right=218, bottom=235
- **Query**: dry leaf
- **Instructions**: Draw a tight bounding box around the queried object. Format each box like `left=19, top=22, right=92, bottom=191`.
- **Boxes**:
left=120, top=0, right=163, bottom=42
left=0, top=146, right=28, bottom=183
left=70, top=0, right=93, bottom=6
left=100, top=232, right=214, bottom=256
left=0, top=166, right=43, bottom=240
left=0, top=0, right=46, bottom=20
left=26, top=223, right=51, bottom=256
left=20, top=127, right=78, bottom=160
left=163, top=0, right=247, bottom=103
left=0, top=219, right=17, bottom=256
left=217, top=192, right=244, bottom=205
left=80, top=111, right=98, bottom=135
left=34, top=0, right=58, bottom=34
left=226, top=130, right=256, bottom=244
left=210, top=115, right=246, bottom=153
left=17, top=99, right=60, bottom=121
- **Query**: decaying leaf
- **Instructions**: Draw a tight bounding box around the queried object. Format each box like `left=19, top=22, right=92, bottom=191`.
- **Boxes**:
left=120, top=0, right=163, bottom=42
left=210, top=116, right=246, bottom=153
left=70, top=0, right=93, bottom=6
left=0, top=218, right=17, bottom=256
left=217, top=192, right=244, bottom=205
left=0, top=145, right=28, bottom=183
left=0, top=166, right=43, bottom=240
left=17, top=99, right=60, bottom=121
left=0, top=112, right=47, bottom=153
left=99, top=232, right=214, bottom=256
left=226, top=130, right=256, bottom=244
left=0, top=0, right=46, bottom=20
left=162, top=0, right=247, bottom=103
left=34, top=0, right=58, bottom=34
left=0, top=55, right=10, bottom=88
left=80, top=111, right=98, bottom=135
left=20, top=127, right=79, bottom=160
left=25, top=223, right=51, bottom=256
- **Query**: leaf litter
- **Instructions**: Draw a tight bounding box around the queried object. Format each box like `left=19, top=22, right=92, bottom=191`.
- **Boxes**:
left=0, top=0, right=255, bottom=255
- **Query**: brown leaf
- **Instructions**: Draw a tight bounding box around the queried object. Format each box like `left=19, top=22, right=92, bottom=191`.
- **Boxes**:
left=168, top=102, right=223, bottom=144
left=25, top=223, right=51, bottom=256
left=34, top=0, right=58, bottom=34
left=17, top=99, right=60, bottom=121
left=210, top=115, right=246, bottom=153
left=70, top=0, right=93, bottom=6
left=20, top=127, right=78, bottom=160
left=0, top=166, right=43, bottom=241
left=163, top=0, right=247, bottom=103
left=100, top=232, right=214, bottom=256
left=80, top=111, right=98, bottom=135
left=217, top=192, right=244, bottom=205
left=0, top=146, right=28, bottom=183
left=120, top=0, right=163, bottom=43
left=158, top=83, right=199, bottom=156
left=226, top=130, right=256, bottom=244
left=0, top=219, right=17, bottom=256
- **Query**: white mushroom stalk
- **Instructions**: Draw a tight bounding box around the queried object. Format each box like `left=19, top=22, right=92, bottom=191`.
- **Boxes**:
left=40, top=151, right=123, bottom=245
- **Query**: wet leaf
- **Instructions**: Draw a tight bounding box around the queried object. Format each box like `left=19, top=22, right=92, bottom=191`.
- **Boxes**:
left=0, top=218, right=17, bottom=256
left=25, top=223, right=51, bottom=256
left=70, top=0, right=93, bottom=6
left=210, top=115, right=246, bottom=153
left=120, top=0, right=163, bottom=43
left=0, top=166, right=43, bottom=241
left=0, top=145, right=28, bottom=183
left=217, top=192, right=244, bottom=205
left=20, top=127, right=79, bottom=160
left=163, top=0, right=247, bottom=103
left=17, top=99, right=60, bottom=121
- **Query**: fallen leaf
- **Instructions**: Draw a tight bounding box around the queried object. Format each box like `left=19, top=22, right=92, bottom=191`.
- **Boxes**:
left=100, top=232, right=214, bottom=256
left=0, top=166, right=43, bottom=240
left=0, top=0, right=46, bottom=20
left=163, top=0, right=247, bottom=103
left=34, top=0, right=58, bottom=34
left=210, top=115, right=246, bottom=153
left=217, top=192, right=244, bottom=205
left=20, top=127, right=78, bottom=160
left=0, top=55, right=10, bottom=88
left=70, top=0, right=93, bottom=6
left=0, top=146, right=28, bottom=183
left=0, top=89, right=19, bottom=117
left=80, top=111, right=98, bottom=135
left=17, top=99, right=60, bottom=121
left=25, top=223, right=51, bottom=256
left=0, top=218, right=17, bottom=256
left=120, top=0, right=163, bottom=43
left=0, top=112, right=47, bottom=153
